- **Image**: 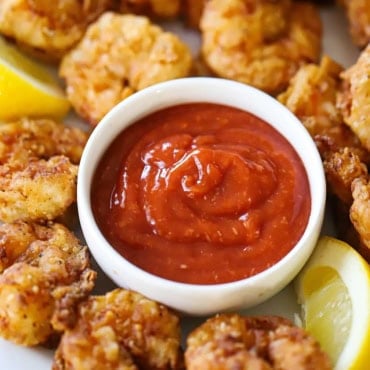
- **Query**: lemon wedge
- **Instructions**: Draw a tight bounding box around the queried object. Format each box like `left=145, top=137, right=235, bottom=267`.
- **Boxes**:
left=295, top=236, right=370, bottom=370
left=0, top=37, right=70, bottom=121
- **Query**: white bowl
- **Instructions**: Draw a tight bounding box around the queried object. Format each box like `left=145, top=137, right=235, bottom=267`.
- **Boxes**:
left=77, top=77, right=326, bottom=316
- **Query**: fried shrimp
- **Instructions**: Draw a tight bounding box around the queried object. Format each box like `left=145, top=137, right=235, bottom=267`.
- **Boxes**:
left=0, top=156, right=78, bottom=223
left=0, top=118, right=89, bottom=165
left=278, top=56, right=343, bottom=137
left=278, top=55, right=370, bottom=205
left=350, top=177, right=370, bottom=253
left=0, top=0, right=112, bottom=60
left=0, top=119, right=88, bottom=223
left=278, top=56, right=368, bottom=162
left=0, top=221, right=36, bottom=273
left=185, top=314, right=332, bottom=370
left=338, top=44, right=370, bottom=152
left=118, top=0, right=181, bottom=19
left=324, top=147, right=368, bottom=205
left=53, top=288, right=183, bottom=370
left=0, top=222, right=96, bottom=346
left=339, top=0, right=370, bottom=48
left=59, top=12, right=192, bottom=125
left=200, top=0, right=322, bottom=95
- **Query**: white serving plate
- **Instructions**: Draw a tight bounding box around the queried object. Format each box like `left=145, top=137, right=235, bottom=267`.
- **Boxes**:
left=0, top=5, right=360, bottom=369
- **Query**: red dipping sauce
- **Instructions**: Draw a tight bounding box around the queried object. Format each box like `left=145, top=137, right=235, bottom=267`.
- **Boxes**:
left=91, top=103, right=311, bottom=284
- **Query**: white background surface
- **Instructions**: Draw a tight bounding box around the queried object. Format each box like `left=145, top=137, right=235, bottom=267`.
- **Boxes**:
left=0, top=5, right=360, bottom=369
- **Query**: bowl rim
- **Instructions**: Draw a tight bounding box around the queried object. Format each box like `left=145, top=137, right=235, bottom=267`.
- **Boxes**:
left=78, top=76, right=326, bottom=293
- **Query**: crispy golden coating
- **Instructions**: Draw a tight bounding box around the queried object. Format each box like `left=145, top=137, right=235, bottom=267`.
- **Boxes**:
left=0, top=118, right=88, bottom=222
left=350, top=177, right=370, bottom=253
left=60, top=12, right=193, bottom=125
left=53, top=288, right=183, bottom=370
left=324, top=147, right=368, bottom=205
left=279, top=54, right=370, bottom=249
left=314, top=124, right=370, bottom=165
left=0, top=221, right=40, bottom=272
left=118, top=0, right=181, bottom=18
left=0, top=222, right=96, bottom=346
left=278, top=56, right=343, bottom=137
left=0, top=118, right=88, bottom=165
left=0, top=156, right=77, bottom=223
left=338, top=44, right=370, bottom=151
left=339, top=0, right=370, bottom=48
left=185, top=314, right=332, bottom=370
left=278, top=56, right=369, bottom=162
left=0, top=0, right=112, bottom=60
left=200, top=0, right=322, bottom=95
left=0, top=263, right=58, bottom=346
left=278, top=55, right=370, bottom=206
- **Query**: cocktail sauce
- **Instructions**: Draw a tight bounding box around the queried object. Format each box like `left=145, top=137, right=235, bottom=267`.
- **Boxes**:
left=91, top=103, right=311, bottom=284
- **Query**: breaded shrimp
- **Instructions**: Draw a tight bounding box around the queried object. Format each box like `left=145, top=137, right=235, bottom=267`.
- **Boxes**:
left=278, top=56, right=343, bottom=137
left=0, top=222, right=96, bottom=346
left=338, top=44, right=370, bottom=151
left=0, top=0, right=112, bottom=60
left=0, top=118, right=89, bottom=165
left=278, top=55, right=370, bottom=206
left=53, top=288, right=183, bottom=370
left=278, top=56, right=369, bottom=162
left=0, top=156, right=78, bottom=223
left=185, top=314, right=332, bottom=370
left=278, top=55, right=370, bottom=250
left=0, top=118, right=88, bottom=222
left=350, top=177, right=370, bottom=253
left=0, top=221, right=40, bottom=272
left=338, top=0, right=370, bottom=48
left=118, top=0, right=181, bottom=19
left=60, top=12, right=192, bottom=125
left=324, top=147, right=368, bottom=205
left=200, top=0, right=322, bottom=95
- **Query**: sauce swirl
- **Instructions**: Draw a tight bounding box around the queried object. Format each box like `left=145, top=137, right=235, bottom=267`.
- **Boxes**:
left=92, top=103, right=311, bottom=284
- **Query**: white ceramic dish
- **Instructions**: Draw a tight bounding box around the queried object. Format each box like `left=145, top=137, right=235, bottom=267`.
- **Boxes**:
left=78, top=76, right=326, bottom=315
left=0, top=5, right=361, bottom=369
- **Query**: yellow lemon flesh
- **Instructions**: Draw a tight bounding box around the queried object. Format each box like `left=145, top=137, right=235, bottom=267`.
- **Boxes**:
left=295, top=236, right=370, bottom=370
left=0, top=37, right=70, bottom=121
